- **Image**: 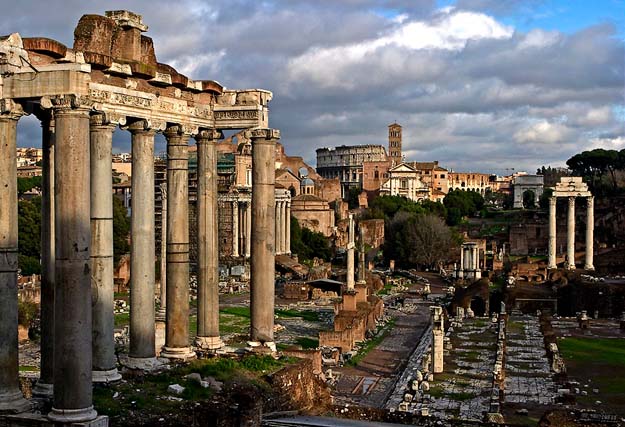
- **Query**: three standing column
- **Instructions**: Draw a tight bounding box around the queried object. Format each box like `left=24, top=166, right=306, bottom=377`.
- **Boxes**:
left=285, top=202, right=291, bottom=255
left=195, top=129, right=223, bottom=351
left=48, top=101, right=98, bottom=423
left=161, top=125, right=195, bottom=360
left=276, top=201, right=283, bottom=255
left=566, top=196, right=576, bottom=270
left=90, top=114, right=121, bottom=383
left=249, top=128, right=279, bottom=347
left=127, top=120, right=157, bottom=367
left=0, top=102, right=31, bottom=414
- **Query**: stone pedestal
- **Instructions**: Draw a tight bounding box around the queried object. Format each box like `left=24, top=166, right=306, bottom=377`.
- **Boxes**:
left=127, top=121, right=157, bottom=365
left=195, top=130, right=223, bottom=351
left=249, top=129, right=279, bottom=346
left=430, top=306, right=444, bottom=374
left=90, top=114, right=121, bottom=383
left=0, top=106, right=31, bottom=414
left=48, top=104, right=98, bottom=423
left=161, top=125, right=195, bottom=361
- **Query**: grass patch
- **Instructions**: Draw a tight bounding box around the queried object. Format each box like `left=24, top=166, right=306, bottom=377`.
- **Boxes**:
left=346, top=318, right=396, bottom=367
left=275, top=309, right=320, bottom=322
left=220, top=306, right=251, bottom=318
left=445, top=391, right=475, bottom=401
left=19, top=365, right=38, bottom=372
left=377, top=283, right=394, bottom=295
left=114, top=312, right=129, bottom=328
left=558, top=338, right=625, bottom=366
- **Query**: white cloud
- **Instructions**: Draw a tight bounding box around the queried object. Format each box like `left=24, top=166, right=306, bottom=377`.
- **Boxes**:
left=514, top=120, right=574, bottom=144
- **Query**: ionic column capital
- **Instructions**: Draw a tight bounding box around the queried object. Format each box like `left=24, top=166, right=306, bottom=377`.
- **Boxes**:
left=164, top=124, right=195, bottom=139
left=90, top=112, right=126, bottom=128
left=0, top=99, right=26, bottom=121
left=123, top=119, right=160, bottom=135
left=245, top=127, right=280, bottom=141
left=195, top=128, right=223, bottom=143
left=44, top=94, right=94, bottom=113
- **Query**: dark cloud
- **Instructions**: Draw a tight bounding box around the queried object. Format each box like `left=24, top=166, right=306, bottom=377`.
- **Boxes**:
left=5, top=1, right=624, bottom=173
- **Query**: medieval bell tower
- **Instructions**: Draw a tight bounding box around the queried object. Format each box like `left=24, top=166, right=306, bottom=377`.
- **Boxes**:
left=388, top=122, right=402, bottom=166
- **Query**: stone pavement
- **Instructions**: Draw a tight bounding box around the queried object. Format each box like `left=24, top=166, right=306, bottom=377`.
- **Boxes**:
left=504, top=314, right=557, bottom=407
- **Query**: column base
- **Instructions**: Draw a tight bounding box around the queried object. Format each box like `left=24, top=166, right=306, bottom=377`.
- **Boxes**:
left=195, top=336, right=224, bottom=351
left=246, top=341, right=277, bottom=353
left=566, top=264, right=576, bottom=270
left=0, top=390, right=31, bottom=414
left=160, top=346, right=196, bottom=361
left=48, top=406, right=98, bottom=423
left=155, top=309, right=166, bottom=322
left=547, top=264, right=557, bottom=270
left=122, top=356, right=164, bottom=371
left=584, top=264, right=595, bottom=271
left=31, top=381, right=54, bottom=399
left=92, top=368, right=122, bottom=383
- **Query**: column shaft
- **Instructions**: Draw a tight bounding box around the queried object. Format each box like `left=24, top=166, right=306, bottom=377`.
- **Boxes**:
left=276, top=201, right=282, bottom=255
left=162, top=126, right=194, bottom=360
left=90, top=115, right=120, bottom=382
left=458, top=246, right=464, bottom=278
left=195, top=131, right=222, bottom=349
left=585, top=196, right=594, bottom=270
left=245, top=202, right=252, bottom=257
left=49, top=106, right=97, bottom=422
left=156, top=184, right=167, bottom=320
left=346, top=214, right=355, bottom=290
left=33, top=113, right=55, bottom=397
left=250, top=130, right=278, bottom=344
left=548, top=196, right=557, bottom=269
left=567, top=196, right=576, bottom=269
left=232, top=201, right=239, bottom=257
left=285, top=202, right=291, bottom=254
left=0, top=108, right=30, bottom=413
left=129, top=123, right=156, bottom=360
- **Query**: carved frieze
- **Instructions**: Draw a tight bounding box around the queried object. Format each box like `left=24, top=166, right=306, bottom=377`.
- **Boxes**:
left=245, top=128, right=280, bottom=140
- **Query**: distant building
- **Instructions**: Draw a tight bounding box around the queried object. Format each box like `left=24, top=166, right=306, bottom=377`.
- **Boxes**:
left=448, top=172, right=495, bottom=195
left=409, top=161, right=449, bottom=196
left=379, top=163, right=430, bottom=202
left=316, top=144, right=388, bottom=198
left=512, top=174, right=544, bottom=208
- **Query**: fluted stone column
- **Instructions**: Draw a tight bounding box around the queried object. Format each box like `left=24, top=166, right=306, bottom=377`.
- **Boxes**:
left=195, top=129, right=223, bottom=350
left=48, top=102, right=98, bottom=423
left=33, top=112, right=55, bottom=398
left=232, top=201, right=239, bottom=257
left=156, top=183, right=167, bottom=321
left=458, top=245, right=464, bottom=278
left=245, top=202, right=252, bottom=258
left=548, top=196, right=557, bottom=269
left=276, top=201, right=283, bottom=255
left=127, top=120, right=157, bottom=367
left=90, top=114, right=121, bottom=383
left=0, top=103, right=30, bottom=414
left=357, top=227, right=366, bottom=283
left=161, top=125, right=195, bottom=360
left=249, top=128, right=279, bottom=347
left=567, top=196, right=576, bottom=270
left=285, top=202, right=291, bottom=255
left=346, top=214, right=355, bottom=291
left=585, top=196, right=594, bottom=271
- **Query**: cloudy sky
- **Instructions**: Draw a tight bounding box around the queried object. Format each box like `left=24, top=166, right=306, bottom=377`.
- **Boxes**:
left=4, top=0, right=624, bottom=174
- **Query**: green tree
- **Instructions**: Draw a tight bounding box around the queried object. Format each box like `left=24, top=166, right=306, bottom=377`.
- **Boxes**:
left=566, top=148, right=623, bottom=194
left=113, top=195, right=130, bottom=266
left=18, top=197, right=41, bottom=274
left=17, top=176, right=42, bottom=196
left=289, top=216, right=331, bottom=262
left=443, top=189, right=484, bottom=225
left=347, top=187, right=361, bottom=209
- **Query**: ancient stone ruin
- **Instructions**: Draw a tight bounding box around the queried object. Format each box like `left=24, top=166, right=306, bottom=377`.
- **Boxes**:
left=0, top=10, right=279, bottom=426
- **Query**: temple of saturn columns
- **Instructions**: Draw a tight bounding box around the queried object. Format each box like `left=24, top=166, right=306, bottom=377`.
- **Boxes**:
left=548, top=177, right=594, bottom=271
left=0, top=10, right=279, bottom=425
